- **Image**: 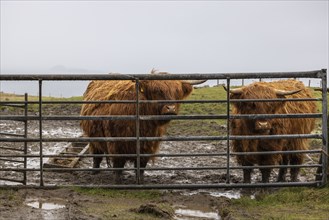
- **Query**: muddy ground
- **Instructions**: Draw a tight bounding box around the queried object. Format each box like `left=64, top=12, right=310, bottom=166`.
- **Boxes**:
left=0, top=106, right=323, bottom=219
left=1, top=185, right=253, bottom=220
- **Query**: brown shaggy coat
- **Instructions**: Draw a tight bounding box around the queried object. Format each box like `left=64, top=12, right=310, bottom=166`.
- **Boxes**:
left=80, top=76, right=195, bottom=183
left=230, top=79, right=317, bottom=183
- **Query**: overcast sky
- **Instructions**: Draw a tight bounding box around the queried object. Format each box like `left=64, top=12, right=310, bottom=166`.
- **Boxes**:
left=0, top=1, right=328, bottom=96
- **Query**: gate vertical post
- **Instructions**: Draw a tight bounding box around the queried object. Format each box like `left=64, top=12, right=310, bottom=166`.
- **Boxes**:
left=135, top=79, right=141, bottom=184
left=226, top=78, right=231, bottom=184
left=321, top=69, right=328, bottom=186
left=39, top=80, right=44, bottom=186
left=23, top=93, right=28, bottom=185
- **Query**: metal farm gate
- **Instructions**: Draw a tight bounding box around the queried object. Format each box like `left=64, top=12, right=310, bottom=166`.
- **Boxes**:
left=0, top=69, right=328, bottom=189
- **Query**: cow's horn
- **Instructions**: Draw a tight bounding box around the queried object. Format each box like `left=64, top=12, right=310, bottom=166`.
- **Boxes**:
left=223, top=85, right=243, bottom=94
left=181, top=79, right=207, bottom=85
left=274, top=89, right=302, bottom=96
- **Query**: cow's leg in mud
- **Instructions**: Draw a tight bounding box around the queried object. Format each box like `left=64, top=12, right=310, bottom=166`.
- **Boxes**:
left=259, top=140, right=283, bottom=183
left=243, top=168, right=252, bottom=183
left=289, top=139, right=307, bottom=182
left=277, top=156, right=288, bottom=182
left=259, top=156, right=272, bottom=183
left=135, top=159, right=148, bottom=184
left=93, top=156, right=102, bottom=173
left=316, top=155, right=323, bottom=181
left=259, top=166, right=271, bottom=183
left=241, top=160, right=253, bottom=183
left=290, top=154, right=303, bottom=182
left=91, top=143, right=103, bottom=174
left=113, top=158, right=126, bottom=184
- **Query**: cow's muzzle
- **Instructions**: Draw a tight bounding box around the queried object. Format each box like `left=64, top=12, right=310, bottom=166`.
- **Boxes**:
left=161, top=104, right=177, bottom=115
left=255, top=120, right=271, bottom=131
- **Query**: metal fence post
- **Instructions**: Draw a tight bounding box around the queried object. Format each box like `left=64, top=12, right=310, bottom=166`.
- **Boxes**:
left=226, top=78, right=231, bottom=184
left=23, top=93, right=28, bottom=185
left=321, top=69, right=328, bottom=186
left=135, top=80, right=141, bottom=184
left=39, top=80, right=44, bottom=186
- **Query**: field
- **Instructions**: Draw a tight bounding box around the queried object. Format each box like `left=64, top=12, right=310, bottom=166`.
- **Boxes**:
left=0, top=85, right=329, bottom=219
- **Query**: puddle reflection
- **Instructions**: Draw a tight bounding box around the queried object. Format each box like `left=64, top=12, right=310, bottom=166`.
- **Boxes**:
left=26, top=201, right=66, bottom=210
left=175, top=208, right=220, bottom=220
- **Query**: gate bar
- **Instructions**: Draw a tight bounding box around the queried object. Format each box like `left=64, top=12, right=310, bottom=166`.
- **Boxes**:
left=0, top=133, right=322, bottom=143
left=0, top=132, right=25, bottom=137
left=0, top=97, right=322, bottom=106
left=0, top=177, right=25, bottom=184
left=0, top=164, right=321, bottom=172
left=0, top=113, right=322, bottom=121
left=0, top=70, right=323, bottom=80
left=0, top=181, right=320, bottom=190
left=0, top=146, right=25, bottom=151
left=0, top=149, right=322, bottom=158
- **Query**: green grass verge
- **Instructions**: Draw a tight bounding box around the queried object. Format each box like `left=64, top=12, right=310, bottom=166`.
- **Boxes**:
left=71, top=187, right=173, bottom=219
left=225, top=186, right=329, bottom=219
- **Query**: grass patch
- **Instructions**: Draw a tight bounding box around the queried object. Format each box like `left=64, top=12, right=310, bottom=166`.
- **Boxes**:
left=228, top=186, right=329, bottom=219
left=71, top=187, right=172, bottom=219
left=0, top=92, right=83, bottom=113
left=0, top=189, right=23, bottom=206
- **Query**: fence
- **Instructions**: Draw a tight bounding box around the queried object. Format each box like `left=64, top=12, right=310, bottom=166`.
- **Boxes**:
left=0, top=69, right=327, bottom=189
left=0, top=94, right=28, bottom=185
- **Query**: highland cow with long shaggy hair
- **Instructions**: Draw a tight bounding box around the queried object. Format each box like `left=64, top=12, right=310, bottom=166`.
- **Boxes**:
left=80, top=70, right=205, bottom=183
left=228, top=79, right=317, bottom=183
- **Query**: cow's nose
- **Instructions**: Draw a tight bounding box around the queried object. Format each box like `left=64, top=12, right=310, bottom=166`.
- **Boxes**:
left=162, top=105, right=177, bottom=114
left=166, top=105, right=176, bottom=112
left=255, top=120, right=270, bottom=131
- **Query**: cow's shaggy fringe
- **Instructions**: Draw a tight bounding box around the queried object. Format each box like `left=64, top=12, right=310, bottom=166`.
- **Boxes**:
left=230, top=79, right=317, bottom=183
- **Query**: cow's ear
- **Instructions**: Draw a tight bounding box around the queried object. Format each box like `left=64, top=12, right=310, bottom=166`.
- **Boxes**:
left=229, top=93, right=241, bottom=101
left=181, top=82, right=193, bottom=97
left=229, top=93, right=243, bottom=108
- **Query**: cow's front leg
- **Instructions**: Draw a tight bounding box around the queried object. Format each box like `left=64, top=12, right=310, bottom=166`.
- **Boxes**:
left=260, top=168, right=271, bottom=183
left=259, top=155, right=276, bottom=183
left=113, top=159, right=126, bottom=184
left=277, top=156, right=288, bottom=182
left=135, top=159, right=148, bottom=184
left=243, top=168, right=252, bottom=183
left=290, top=154, right=303, bottom=182
left=90, top=144, right=103, bottom=174
left=92, top=156, right=103, bottom=174
left=241, top=162, right=253, bottom=183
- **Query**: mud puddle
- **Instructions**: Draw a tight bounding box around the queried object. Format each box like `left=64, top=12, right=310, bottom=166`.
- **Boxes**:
left=175, top=208, right=220, bottom=220
left=181, top=189, right=242, bottom=199
left=25, top=197, right=67, bottom=220
left=26, top=198, right=66, bottom=210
